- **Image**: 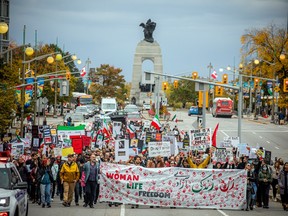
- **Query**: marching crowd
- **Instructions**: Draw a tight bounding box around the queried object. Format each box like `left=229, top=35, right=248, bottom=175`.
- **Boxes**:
left=3, top=119, right=288, bottom=211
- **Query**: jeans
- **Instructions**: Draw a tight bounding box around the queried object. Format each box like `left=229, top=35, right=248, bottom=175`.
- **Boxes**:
left=74, top=182, right=80, bottom=204
left=40, top=183, right=51, bottom=205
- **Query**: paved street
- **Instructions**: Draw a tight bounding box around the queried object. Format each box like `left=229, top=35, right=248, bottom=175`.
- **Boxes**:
left=28, top=196, right=286, bottom=216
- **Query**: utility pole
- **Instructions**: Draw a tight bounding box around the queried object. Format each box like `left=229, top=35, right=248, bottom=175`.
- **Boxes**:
left=86, top=58, right=91, bottom=94
left=20, top=25, right=26, bottom=138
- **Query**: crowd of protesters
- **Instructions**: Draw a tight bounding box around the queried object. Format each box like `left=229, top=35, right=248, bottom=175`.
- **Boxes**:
left=1, top=117, right=287, bottom=211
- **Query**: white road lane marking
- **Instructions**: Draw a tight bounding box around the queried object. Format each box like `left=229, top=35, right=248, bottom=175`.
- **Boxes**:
left=275, top=146, right=279, bottom=150
left=220, top=130, right=229, bottom=137
left=259, top=136, right=262, bottom=139
left=217, top=209, right=229, bottom=216
left=120, top=204, right=125, bottom=216
left=252, top=132, right=256, bottom=134
left=267, top=141, right=270, bottom=143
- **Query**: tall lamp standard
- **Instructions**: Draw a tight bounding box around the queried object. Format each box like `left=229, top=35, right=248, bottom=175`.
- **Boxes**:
left=0, top=22, right=8, bottom=55
left=53, top=53, right=63, bottom=118
left=20, top=45, right=35, bottom=138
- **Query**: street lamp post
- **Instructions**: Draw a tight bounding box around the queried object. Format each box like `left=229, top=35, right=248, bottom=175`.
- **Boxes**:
left=20, top=26, right=35, bottom=137
left=53, top=53, right=63, bottom=118
left=0, top=22, right=8, bottom=59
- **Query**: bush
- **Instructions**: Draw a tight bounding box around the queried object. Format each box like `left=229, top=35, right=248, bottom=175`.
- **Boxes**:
left=174, top=102, right=182, bottom=109
left=185, top=102, right=193, bottom=109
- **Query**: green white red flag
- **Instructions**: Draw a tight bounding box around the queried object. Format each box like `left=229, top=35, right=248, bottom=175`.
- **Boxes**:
left=172, top=114, right=178, bottom=123
left=151, top=114, right=161, bottom=130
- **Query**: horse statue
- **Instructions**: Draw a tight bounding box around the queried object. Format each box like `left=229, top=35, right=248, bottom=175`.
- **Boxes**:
left=139, top=19, right=156, bottom=43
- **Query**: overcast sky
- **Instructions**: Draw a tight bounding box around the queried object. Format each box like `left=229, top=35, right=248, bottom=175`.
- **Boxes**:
left=10, top=0, right=288, bottom=82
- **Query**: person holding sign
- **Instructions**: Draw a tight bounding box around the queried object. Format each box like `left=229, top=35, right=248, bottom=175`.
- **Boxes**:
left=187, top=150, right=211, bottom=169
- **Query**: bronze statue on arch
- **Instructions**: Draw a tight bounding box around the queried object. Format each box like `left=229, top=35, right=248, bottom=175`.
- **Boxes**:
left=139, top=19, right=156, bottom=43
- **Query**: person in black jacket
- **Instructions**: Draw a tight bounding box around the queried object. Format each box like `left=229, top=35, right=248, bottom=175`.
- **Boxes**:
left=245, top=163, right=256, bottom=211
left=37, top=158, right=54, bottom=208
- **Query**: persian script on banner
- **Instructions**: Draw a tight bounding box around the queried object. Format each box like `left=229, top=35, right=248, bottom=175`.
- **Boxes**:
left=99, top=163, right=247, bottom=209
left=190, top=128, right=211, bottom=151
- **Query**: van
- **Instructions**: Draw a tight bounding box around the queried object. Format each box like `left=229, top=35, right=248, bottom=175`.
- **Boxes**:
left=101, top=98, right=117, bottom=114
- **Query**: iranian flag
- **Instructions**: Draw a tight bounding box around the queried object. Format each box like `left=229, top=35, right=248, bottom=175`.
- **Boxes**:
left=102, top=119, right=112, bottom=139
left=151, top=114, right=161, bottom=130
left=126, top=124, right=136, bottom=139
left=172, top=114, right=178, bottom=123
left=80, top=66, right=86, bottom=77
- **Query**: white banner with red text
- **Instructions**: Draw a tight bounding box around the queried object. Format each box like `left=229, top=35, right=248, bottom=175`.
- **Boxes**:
left=99, top=163, right=247, bottom=209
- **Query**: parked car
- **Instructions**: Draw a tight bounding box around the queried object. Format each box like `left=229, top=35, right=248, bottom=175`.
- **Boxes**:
left=75, top=106, right=90, bottom=119
left=124, top=104, right=139, bottom=113
left=0, top=162, right=29, bottom=216
left=86, top=104, right=100, bottom=115
left=143, top=103, right=151, bottom=110
left=188, top=106, right=199, bottom=116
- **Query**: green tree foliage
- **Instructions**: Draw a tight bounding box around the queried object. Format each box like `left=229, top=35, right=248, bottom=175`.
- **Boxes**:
left=89, top=64, right=127, bottom=104
left=168, top=77, right=198, bottom=107
left=241, top=24, right=288, bottom=108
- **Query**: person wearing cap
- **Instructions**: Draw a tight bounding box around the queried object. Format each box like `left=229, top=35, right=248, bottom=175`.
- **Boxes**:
left=258, top=164, right=272, bottom=208
left=60, top=154, right=80, bottom=207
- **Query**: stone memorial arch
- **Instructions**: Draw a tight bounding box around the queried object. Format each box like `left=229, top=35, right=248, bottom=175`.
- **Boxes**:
left=130, top=19, right=165, bottom=106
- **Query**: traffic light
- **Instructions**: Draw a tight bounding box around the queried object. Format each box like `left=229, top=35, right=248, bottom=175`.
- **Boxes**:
left=254, top=78, right=259, bottom=89
left=66, top=71, right=71, bottom=80
left=192, top=72, right=198, bottom=80
left=222, top=74, right=228, bottom=84
left=163, top=82, right=168, bottom=91
left=173, top=80, right=178, bottom=88
left=215, top=85, right=223, bottom=96
left=284, top=78, right=288, bottom=92
left=198, top=91, right=209, bottom=108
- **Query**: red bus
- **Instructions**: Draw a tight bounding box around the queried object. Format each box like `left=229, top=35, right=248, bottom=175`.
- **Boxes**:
left=212, top=97, right=233, bottom=118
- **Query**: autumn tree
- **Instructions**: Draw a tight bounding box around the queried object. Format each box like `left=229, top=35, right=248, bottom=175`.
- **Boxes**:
left=241, top=24, right=288, bottom=111
left=89, top=64, right=127, bottom=104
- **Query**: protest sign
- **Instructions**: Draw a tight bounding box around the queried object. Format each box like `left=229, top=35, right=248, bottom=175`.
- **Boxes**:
left=148, top=142, right=171, bottom=158
left=190, top=128, right=211, bottom=151
left=11, top=143, right=24, bottom=157
left=115, top=139, right=129, bottom=162
left=162, top=135, right=178, bottom=155
left=100, top=163, right=247, bottom=209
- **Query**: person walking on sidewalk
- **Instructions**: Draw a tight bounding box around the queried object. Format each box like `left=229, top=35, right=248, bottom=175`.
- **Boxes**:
left=278, top=162, right=288, bottom=211
left=60, top=154, right=80, bottom=207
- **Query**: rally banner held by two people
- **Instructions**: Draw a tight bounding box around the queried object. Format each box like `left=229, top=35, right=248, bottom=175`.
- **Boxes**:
left=99, top=163, right=247, bottom=209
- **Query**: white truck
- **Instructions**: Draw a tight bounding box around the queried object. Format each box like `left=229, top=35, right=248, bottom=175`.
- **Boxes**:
left=101, top=97, right=117, bottom=114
